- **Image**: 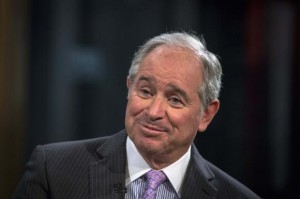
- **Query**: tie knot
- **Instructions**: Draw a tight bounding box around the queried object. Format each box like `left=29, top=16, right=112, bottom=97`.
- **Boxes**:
left=145, top=170, right=167, bottom=191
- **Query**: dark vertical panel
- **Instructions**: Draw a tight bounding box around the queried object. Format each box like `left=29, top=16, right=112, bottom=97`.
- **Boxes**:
left=290, top=3, right=300, bottom=198
left=266, top=1, right=295, bottom=195
left=244, top=0, right=268, bottom=194
left=28, top=0, right=53, bottom=152
left=0, top=0, right=28, bottom=197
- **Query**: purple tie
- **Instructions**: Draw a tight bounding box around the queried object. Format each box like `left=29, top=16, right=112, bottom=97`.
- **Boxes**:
left=140, top=170, right=167, bottom=199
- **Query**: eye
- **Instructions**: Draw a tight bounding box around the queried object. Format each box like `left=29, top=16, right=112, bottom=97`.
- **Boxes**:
left=169, top=96, right=184, bottom=108
left=138, top=88, right=152, bottom=98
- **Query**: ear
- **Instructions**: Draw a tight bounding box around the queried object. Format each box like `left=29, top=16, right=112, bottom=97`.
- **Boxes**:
left=126, top=76, right=131, bottom=89
left=198, top=99, right=220, bottom=132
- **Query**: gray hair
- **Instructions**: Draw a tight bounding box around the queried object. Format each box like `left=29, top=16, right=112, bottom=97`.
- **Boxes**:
left=128, top=32, right=222, bottom=109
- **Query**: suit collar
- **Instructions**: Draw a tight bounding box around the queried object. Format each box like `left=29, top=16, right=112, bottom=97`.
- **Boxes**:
left=180, top=144, right=218, bottom=199
left=96, top=130, right=127, bottom=158
left=90, top=130, right=127, bottom=199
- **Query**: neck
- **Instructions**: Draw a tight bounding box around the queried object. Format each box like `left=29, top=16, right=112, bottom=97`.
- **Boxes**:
left=139, top=149, right=188, bottom=170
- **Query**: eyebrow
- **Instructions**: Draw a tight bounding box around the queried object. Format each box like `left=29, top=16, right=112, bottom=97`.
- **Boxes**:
left=136, top=75, right=156, bottom=84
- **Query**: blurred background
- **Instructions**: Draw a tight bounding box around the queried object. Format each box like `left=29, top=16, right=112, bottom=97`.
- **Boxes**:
left=1, top=0, right=299, bottom=198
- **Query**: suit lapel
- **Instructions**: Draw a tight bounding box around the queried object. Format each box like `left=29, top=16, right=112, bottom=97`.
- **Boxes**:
left=88, top=131, right=218, bottom=199
left=89, top=130, right=127, bottom=199
left=180, top=145, right=218, bottom=199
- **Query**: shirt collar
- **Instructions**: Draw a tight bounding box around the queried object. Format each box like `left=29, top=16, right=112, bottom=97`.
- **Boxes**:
left=125, top=137, right=191, bottom=194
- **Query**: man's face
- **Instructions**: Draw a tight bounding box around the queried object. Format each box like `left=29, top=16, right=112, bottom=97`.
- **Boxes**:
left=125, top=45, right=208, bottom=161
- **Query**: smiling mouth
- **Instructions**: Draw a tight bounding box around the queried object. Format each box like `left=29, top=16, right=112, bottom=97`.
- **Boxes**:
left=139, top=122, right=166, bottom=134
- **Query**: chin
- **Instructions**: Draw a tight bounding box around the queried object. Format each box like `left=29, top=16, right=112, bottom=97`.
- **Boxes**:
left=135, top=138, right=163, bottom=153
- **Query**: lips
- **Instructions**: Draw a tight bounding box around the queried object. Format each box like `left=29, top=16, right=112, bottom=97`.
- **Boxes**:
left=139, top=122, right=167, bottom=134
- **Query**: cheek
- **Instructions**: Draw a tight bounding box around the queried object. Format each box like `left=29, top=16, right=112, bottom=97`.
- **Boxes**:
left=125, top=97, right=149, bottom=137
left=169, top=110, right=201, bottom=131
left=126, top=96, right=147, bottom=120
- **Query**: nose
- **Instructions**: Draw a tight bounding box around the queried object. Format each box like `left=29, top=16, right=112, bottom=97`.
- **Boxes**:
left=147, top=96, right=166, bottom=121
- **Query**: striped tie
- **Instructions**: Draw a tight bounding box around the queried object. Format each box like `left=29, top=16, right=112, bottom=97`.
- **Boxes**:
left=140, top=170, right=167, bottom=199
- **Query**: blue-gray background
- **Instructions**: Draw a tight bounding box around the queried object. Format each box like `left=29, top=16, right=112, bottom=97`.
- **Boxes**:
left=1, top=0, right=299, bottom=198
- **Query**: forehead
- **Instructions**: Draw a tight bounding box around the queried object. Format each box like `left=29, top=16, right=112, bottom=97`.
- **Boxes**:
left=137, top=45, right=203, bottom=86
left=144, top=45, right=199, bottom=65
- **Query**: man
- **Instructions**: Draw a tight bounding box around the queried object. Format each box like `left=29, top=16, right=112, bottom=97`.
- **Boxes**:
left=13, top=32, right=261, bottom=198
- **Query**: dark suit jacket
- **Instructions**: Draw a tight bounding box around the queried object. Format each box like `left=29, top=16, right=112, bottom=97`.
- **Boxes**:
left=13, top=129, right=261, bottom=199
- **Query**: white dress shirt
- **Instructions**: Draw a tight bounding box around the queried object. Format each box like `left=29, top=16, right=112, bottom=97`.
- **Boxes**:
left=125, top=137, right=191, bottom=196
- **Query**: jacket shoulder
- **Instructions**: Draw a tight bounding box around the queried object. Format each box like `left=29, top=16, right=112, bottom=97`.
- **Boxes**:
left=41, top=129, right=126, bottom=158
left=206, top=161, right=261, bottom=199
left=190, top=145, right=261, bottom=198
left=13, top=130, right=126, bottom=198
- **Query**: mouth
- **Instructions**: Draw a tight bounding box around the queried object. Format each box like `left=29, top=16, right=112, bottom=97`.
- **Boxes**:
left=139, top=122, right=167, bottom=135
